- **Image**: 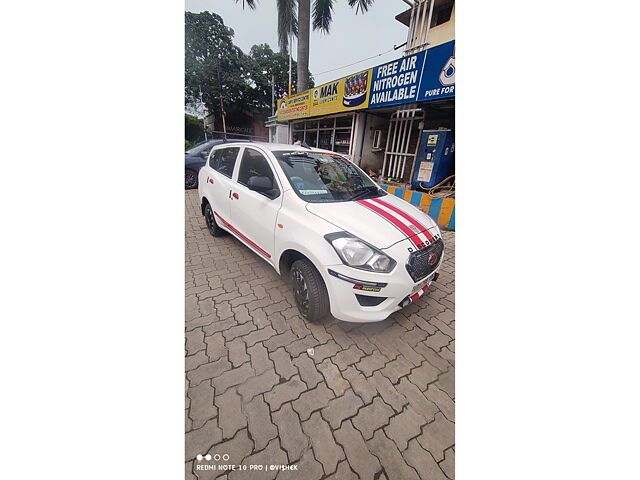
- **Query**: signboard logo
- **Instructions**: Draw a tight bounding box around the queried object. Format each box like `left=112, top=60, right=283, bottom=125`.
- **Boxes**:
left=439, top=48, right=455, bottom=86
left=342, top=71, right=369, bottom=107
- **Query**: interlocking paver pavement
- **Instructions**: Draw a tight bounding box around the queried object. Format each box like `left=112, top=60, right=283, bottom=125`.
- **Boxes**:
left=185, top=190, right=455, bottom=479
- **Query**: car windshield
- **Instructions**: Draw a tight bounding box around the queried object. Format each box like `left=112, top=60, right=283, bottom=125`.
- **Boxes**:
left=273, top=150, right=383, bottom=203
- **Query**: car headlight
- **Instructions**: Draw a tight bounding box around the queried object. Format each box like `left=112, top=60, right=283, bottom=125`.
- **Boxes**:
left=324, top=232, right=396, bottom=273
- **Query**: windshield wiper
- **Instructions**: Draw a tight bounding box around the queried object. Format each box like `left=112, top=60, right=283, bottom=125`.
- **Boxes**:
left=350, top=185, right=379, bottom=201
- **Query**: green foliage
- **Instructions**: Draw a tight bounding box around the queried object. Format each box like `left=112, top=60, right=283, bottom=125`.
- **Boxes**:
left=185, top=139, right=191, bottom=150
left=185, top=114, right=204, bottom=144
left=185, top=12, right=313, bottom=125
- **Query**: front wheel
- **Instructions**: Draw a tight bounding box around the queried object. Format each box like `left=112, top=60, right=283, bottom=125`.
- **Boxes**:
left=203, top=202, right=226, bottom=237
left=290, top=259, right=330, bottom=322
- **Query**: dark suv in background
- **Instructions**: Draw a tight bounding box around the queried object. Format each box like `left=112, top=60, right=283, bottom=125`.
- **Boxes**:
left=185, top=138, right=249, bottom=189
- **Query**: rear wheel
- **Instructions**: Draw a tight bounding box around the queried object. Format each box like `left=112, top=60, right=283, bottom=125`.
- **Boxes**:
left=290, top=259, right=330, bottom=322
left=185, top=169, right=198, bottom=189
left=203, top=202, right=225, bottom=237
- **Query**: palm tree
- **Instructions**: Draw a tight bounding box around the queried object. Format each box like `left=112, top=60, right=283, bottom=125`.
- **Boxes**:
left=235, top=0, right=375, bottom=92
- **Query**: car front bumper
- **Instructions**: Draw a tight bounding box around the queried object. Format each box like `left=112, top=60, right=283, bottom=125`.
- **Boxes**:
left=320, top=259, right=442, bottom=323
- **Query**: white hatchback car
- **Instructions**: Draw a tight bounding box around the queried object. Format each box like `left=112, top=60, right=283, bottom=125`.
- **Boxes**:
left=198, top=142, right=444, bottom=323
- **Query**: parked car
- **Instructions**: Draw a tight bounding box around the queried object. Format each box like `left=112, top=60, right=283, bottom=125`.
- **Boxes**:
left=185, top=138, right=248, bottom=189
left=198, top=142, right=444, bottom=323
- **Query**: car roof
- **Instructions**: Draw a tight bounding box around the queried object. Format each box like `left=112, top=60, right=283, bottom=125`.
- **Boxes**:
left=214, top=141, right=337, bottom=155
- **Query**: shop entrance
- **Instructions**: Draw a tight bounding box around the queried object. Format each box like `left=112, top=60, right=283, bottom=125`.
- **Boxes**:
left=381, top=106, right=424, bottom=182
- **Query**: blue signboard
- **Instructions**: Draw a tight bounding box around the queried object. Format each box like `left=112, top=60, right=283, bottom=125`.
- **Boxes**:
left=417, top=40, right=455, bottom=101
left=368, top=50, right=427, bottom=108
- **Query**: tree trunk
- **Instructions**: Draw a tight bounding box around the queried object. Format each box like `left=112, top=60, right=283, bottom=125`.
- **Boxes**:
left=296, top=0, right=310, bottom=92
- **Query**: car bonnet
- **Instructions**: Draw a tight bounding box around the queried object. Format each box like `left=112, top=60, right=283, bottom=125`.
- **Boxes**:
left=305, top=193, right=440, bottom=250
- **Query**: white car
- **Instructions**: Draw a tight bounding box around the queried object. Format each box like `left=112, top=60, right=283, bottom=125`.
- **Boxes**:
left=198, top=142, right=444, bottom=323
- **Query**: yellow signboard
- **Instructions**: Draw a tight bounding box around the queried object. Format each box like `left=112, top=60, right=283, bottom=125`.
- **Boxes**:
left=309, top=68, right=372, bottom=117
left=276, top=68, right=373, bottom=121
left=276, top=91, right=310, bottom=121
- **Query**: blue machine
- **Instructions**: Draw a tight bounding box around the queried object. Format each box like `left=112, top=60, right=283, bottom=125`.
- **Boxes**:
left=411, top=129, right=455, bottom=188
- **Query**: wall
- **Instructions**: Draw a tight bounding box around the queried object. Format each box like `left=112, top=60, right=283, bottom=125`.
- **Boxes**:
left=427, top=4, right=455, bottom=48
left=379, top=184, right=455, bottom=230
left=358, top=112, right=390, bottom=173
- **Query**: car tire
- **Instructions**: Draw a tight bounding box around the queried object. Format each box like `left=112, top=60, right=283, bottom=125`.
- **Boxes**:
left=203, top=202, right=226, bottom=237
left=185, top=169, right=198, bottom=189
left=290, top=259, right=330, bottom=322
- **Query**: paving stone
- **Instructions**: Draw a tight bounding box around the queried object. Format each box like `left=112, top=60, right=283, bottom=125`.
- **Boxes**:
left=270, top=347, right=297, bottom=381
left=189, top=380, right=217, bottom=430
left=416, top=412, right=455, bottom=462
left=436, top=367, right=455, bottom=400
left=321, top=389, right=363, bottom=429
left=332, top=345, right=366, bottom=371
left=205, top=332, right=226, bottom=361
left=317, top=359, right=349, bottom=397
left=367, top=430, right=420, bottom=480
left=216, top=388, right=245, bottom=439
left=244, top=395, right=278, bottom=450
left=392, top=338, right=423, bottom=367
left=237, top=369, right=280, bottom=403
left=284, top=335, right=318, bottom=357
left=325, top=461, right=358, bottom=480
left=380, top=356, right=414, bottom=384
left=408, top=361, right=441, bottom=391
left=185, top=419, right=222, bottom=461
left=243, top=325, right=277, bottom=347
left=267, top=312, right=288, bottom=334
left=272, top=404, right=309, bottom=463
left=247, top=342, right=272, bottom=375
left=186, top=328, right=206, bottom=355
left=212, top=362, right=255, bottom=394
left=385, top=406, right=426, bottom=451
left=413, top=342, right=452, bottom=373
left=334, top=420, right=381, bottom=480
left=202, top=318, right=236, bottom=336
left=276, top=449, right=324, bottom=480
left=188, top=358, right=232, bottom=387
left=210, top=429, right=257, bottom=473
left=310, top=340, right=341, bottom=363
left=352, top=397, right=394, bottom=440
left=227, top=338, right=249, bottom=367
left=425, top=384, right=455, bottom=422
left=223, top=322, right=256, bottom=342
left=425, top=331, right=452, bottom=352
left=292, top=382, right=335, bottom=421
left=264, top=376, right=307, bottom=411
left=403, top=439, right=449, bottom=480
left=302, top=412, right=345, bottom=474
left=263, top=330, right=298, bottom=352
left=293, top=354, right=323, bottom=389
left=370, top=371, right=408, bottom=413
left=355, top=351, right=389, bottom=377
left=396, top=378, right=439, bottom=422
left=342, top=366, right=377, bottom=405
left=186, top=350, right=211, bottom=373
left=440, top=446, right=455, bottom=479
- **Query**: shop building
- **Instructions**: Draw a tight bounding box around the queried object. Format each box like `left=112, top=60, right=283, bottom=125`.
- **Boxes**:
left=273, top=0, right=455, bottom=227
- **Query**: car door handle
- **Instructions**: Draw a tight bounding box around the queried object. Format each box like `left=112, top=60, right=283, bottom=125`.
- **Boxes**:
left=232, top=192, right=239, bottom=199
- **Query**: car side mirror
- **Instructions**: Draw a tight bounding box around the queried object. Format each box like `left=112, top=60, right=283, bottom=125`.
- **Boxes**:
left=247, top=175, right=273, bottom=193
left=200, top=151, right=209, bottom=158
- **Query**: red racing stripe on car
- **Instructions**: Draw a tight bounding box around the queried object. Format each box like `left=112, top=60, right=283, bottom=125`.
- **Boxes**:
left=371, top=197, right=435, bottom=244
left=213, top=211, right=271, bottom=259
left=357, top=199, right=421, bottom=249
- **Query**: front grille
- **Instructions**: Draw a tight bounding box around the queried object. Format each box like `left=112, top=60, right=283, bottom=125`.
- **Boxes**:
left=406, top=239, right=444, bottom=282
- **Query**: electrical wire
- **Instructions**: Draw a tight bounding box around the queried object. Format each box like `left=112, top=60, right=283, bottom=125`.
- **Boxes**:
left=419, top=174, right=455, bottom=198
left=313, top=47, right=397, bottom=78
